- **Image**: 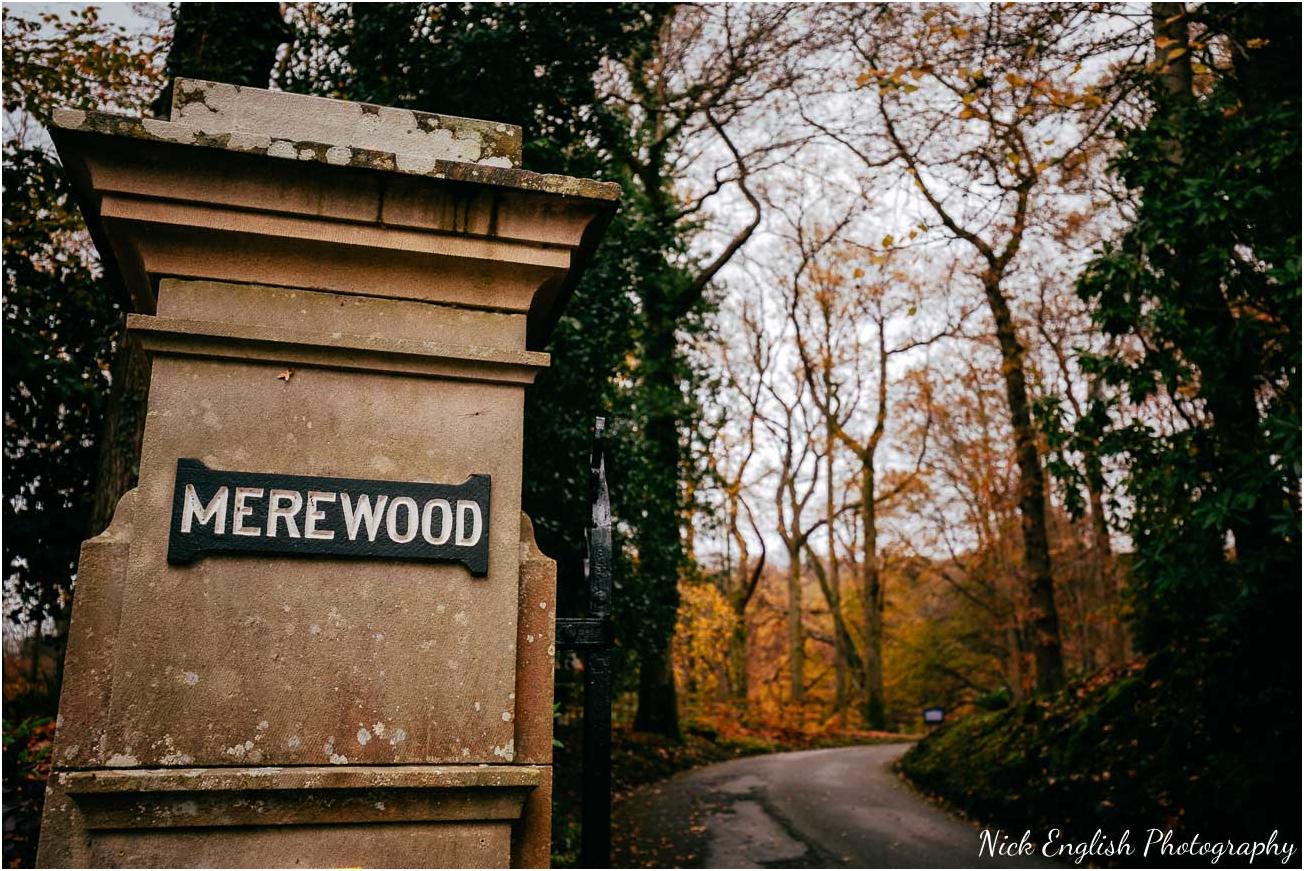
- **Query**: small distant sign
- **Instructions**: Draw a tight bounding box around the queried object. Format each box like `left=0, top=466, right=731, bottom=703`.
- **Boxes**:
left=923, top=707, right=946, bottom=724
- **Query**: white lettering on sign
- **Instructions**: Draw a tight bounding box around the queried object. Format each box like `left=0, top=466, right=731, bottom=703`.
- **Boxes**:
left=342, top=493, right=387, bottom=542
left=182, top=484, right=228, bottom=535
left=267, top=489, right=302, bottom=538
left=456, top=500, right=483, bottom=547
left=386, top=496, right=419, bottom=544
left=169, top=460, right=492, bottom=575
left=183, top=488, right=486, bottom=548
left=305, top=491, right=336, bottom=541
left=232, top=487, right=264, bottom=536
left=421, top=499, right=452, bottom=546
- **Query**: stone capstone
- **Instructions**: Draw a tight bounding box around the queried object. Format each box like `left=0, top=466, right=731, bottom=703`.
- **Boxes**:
left=172, top=78, right=523, bottom=168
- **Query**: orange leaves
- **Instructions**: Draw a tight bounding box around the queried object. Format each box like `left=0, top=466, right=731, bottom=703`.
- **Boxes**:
left=858, top=63, right=934, bottom=92
left=671, top=581, right=738, bottom=701
left=856, top=67, right=890, bottom=89
left=1155, top=33, right=1190, bottom=61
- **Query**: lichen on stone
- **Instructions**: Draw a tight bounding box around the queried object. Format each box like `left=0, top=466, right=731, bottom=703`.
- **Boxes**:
left=51, top=108, right=620, bottom=203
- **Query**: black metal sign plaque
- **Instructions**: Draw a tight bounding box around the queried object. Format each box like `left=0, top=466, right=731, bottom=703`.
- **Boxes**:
left=167, top=459, right=491, bottom=576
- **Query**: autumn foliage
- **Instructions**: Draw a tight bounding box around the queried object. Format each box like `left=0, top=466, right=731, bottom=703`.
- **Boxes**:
left=1, top=4, right=1298, bottom=865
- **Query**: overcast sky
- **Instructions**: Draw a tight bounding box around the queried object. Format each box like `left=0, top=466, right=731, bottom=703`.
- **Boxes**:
left=4, top=3, right=1131, bottom=588
left=7, top=1, right=161, bottom=29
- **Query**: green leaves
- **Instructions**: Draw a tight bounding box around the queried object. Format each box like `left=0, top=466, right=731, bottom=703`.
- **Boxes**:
left=3, top=142, right=120, bottom=630
left=3, top=8, right=162, bottom=634
left=1069, top=4, right=1300, bottom=652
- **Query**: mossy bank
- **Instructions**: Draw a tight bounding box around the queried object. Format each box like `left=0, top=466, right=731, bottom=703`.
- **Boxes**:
left=898, top=648, right=1300, bottom=867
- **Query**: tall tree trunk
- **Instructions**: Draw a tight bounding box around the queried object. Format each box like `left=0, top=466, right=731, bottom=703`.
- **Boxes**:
left=633, top=323, right=683, bottom=738
left=726, top=511, right=762, bottom=707
left=151, top=2, right=289, bottom=116
left=806, top=545, right=866, bottom=694
left=88, top=338, right=149, bottom=535
left=860, top=466, right=886, bottom=728
left=1068, top=548, right=1094, bottom=675
left=633, top=644, right=679, bottom=737
left=1152, top=4, right=1193, bottom=100
left=786, top=547, right=805, bottom=705
left=817, top=303, right=848, bottom=724
left=982, top=275, right=1065, bottom=694
left=1006, top=622, right=1027, bottom=701
left=826, top=426, right=846, bottom=725
left=726, top=531, right=749, bottom=705
left=1084, top=450, right=1125, bottom=666
left=729, top=615, right=749, bottom=706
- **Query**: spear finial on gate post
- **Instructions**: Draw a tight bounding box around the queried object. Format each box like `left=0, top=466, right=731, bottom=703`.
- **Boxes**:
left=588, top=417, right=612, bottom=619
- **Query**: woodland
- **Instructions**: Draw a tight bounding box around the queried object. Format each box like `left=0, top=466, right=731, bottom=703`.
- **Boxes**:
left=3, top=2, right=1300, bottom=867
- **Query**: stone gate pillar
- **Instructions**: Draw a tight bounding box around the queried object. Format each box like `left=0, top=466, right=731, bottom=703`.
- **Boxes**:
left=37, top=79, right=617, bottom=868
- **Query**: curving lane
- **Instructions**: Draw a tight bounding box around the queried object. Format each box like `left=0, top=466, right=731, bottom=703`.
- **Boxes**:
left=611, top=743, right=1056, bottom=868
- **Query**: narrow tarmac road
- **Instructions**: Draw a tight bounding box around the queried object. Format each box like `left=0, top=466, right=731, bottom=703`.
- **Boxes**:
left=611, top=743, right=1055, bottom=868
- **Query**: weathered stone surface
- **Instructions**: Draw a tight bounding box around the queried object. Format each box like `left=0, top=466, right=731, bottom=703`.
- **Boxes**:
left=51, top=106, right=618, bottom=202
left=512, top=766, right=554, bottom=869
left=39, top=764, right=539, bottom=867
left=47, top=490, right=135, bottom=771
left=51, top=106, right=617, bottom=350
left=59, top=764, right=543, bottom=795
left=39, top=80, right=608, bottom=868
left=95, top=342, right=529, bottom=768
left=157, top=279, right=529, bottom=353
left=170, top=78, right=523, bottom=168
left=89, top=821, right=507, bottom=868
left=514, top=516, right=557, bottom=766
left=127, top=312, right=549, bottom=384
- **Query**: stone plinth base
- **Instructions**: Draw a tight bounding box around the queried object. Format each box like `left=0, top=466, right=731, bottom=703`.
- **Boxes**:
left=38, top=765, right=540, bottom=868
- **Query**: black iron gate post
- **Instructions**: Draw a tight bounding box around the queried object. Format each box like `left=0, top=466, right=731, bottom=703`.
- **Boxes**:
left=556, top=417, right=614, bottom=868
